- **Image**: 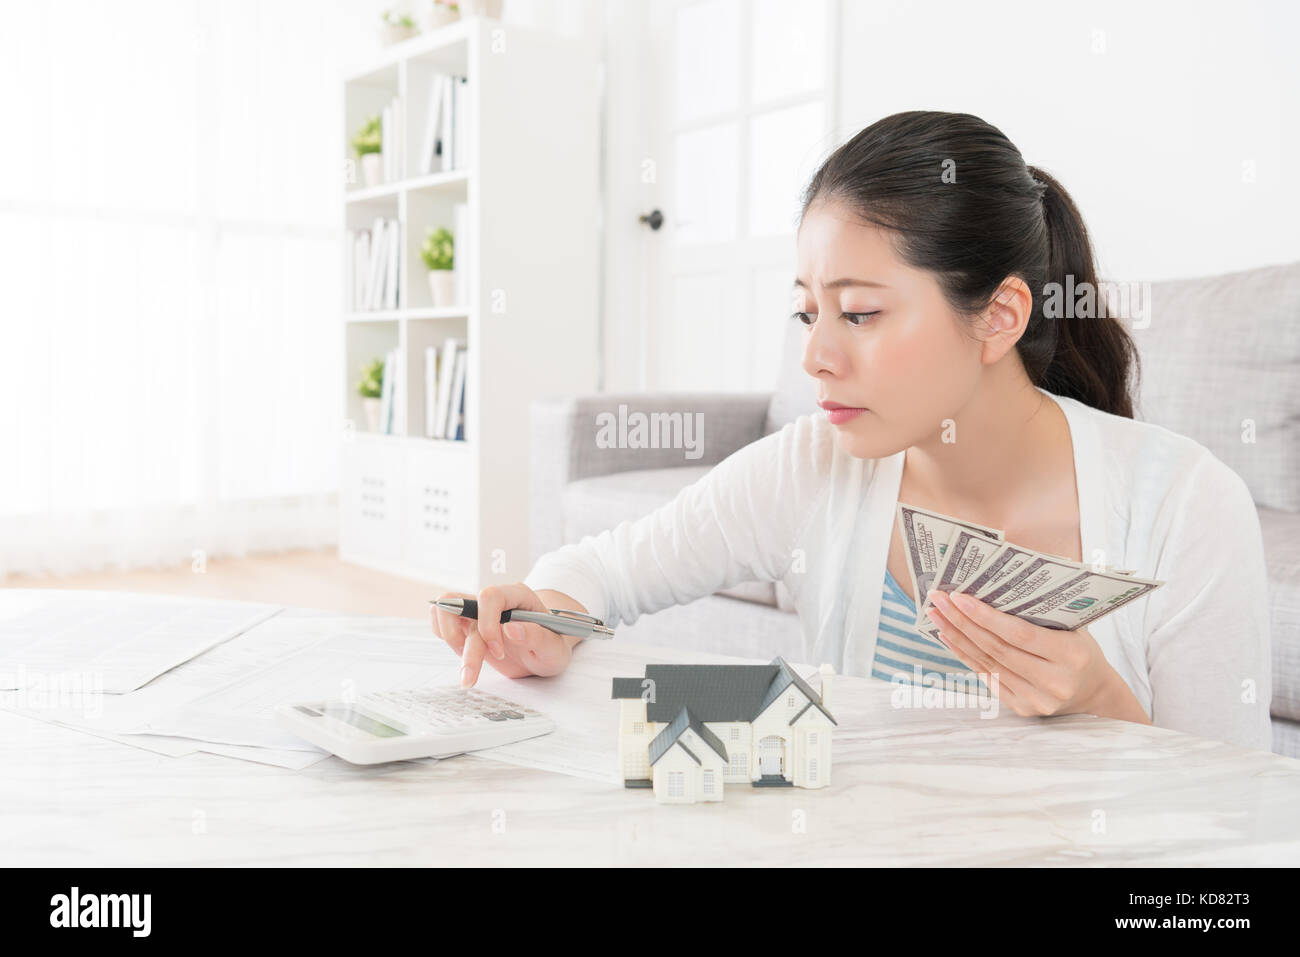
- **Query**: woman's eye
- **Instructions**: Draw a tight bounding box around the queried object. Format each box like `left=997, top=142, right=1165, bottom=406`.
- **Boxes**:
left=791, top=311, right=814, bottom=326
left=843, top=311, right=880, bottom=325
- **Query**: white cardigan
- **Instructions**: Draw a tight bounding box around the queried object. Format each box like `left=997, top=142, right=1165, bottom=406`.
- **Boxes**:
left=525, top=388, right=1274, bottom=751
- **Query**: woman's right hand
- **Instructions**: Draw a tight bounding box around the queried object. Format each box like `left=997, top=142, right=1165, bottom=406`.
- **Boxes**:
left=431, top=583, right=580, bottom=687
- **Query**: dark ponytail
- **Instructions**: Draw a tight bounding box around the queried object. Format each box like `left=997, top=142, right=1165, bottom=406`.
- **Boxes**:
left=801, top=112, right=1139, bottom=418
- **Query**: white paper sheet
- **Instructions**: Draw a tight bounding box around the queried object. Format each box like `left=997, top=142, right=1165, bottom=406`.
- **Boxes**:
left=137, top=631, right=463, bottom=751
left=470, top=662, right=624, bottom=784
left=0, top=591, right=280, bottom=693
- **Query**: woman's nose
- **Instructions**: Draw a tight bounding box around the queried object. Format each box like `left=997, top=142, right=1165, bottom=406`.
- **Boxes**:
left=801, top=315, right=843, bottom=379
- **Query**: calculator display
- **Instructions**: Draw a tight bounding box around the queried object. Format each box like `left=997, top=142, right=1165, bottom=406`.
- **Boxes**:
left=320, top=706, right=407, bottom=738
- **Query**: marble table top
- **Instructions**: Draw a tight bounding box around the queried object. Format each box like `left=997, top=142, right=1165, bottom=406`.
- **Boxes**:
left=3, top=595, right=1299, bottom=866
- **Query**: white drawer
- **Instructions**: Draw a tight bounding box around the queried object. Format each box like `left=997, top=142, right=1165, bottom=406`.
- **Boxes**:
left=340, top=439, right=406, bottom=562
left=402, top=446, right=474, bottom=576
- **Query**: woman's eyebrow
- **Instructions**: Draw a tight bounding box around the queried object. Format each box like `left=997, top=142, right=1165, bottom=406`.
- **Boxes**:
left=792, top=277, right=890, bottom=290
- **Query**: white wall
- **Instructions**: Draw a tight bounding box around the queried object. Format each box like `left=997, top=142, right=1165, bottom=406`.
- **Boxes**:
left=837, top=0, right=1300, bottom=283
left=493, top=0, right=1300, bottom=390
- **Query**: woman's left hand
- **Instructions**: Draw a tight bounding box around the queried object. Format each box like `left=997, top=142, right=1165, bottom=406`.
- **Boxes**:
left=924, top=589, right=1149, bottom=723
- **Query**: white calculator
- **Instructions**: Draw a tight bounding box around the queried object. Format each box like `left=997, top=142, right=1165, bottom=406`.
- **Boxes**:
left=274, top=687, right=555, bottom=765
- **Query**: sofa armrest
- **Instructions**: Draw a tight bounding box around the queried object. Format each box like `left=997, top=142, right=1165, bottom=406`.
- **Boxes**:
left=529, top=391, right=772, bottom=562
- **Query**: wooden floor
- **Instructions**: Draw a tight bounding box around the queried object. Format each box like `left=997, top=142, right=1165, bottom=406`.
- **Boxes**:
left=4, top=549, right=450, bottom=620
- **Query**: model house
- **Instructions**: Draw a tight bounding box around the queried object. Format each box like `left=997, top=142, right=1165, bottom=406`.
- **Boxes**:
left=611, top=657, right=837, bottom=803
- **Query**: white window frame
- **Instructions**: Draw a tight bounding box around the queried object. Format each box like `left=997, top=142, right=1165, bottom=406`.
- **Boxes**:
left=668, top=771, right=685, bottom=797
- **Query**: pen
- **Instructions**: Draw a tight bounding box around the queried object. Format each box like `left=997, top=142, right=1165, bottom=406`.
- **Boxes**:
left=430, top=598, right=615, bottom=640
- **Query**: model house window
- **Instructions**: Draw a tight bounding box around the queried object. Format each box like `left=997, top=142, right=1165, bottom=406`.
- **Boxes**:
left=809, top=732, right=818, bottom=746
left=633, top=722, right=644, bottom=734
left=729, top=751, right=747, bottom=775
left=702, top=770, right=715, bottom=794
left=787, top=694, right=795, bottom=708
left=626, top=752, right=649, bottom=778
left=730, top=727, right=740, bottom=741
left=809, top=758, right=818, bottom=784
left=668, top=772, right=685, bottom=797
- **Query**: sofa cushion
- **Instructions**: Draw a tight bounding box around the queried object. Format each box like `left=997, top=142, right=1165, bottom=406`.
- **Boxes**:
left=1130, top=260, right=1300, bottom=512
left=1260, top=506, right=1300, bottom=722
left=562, top=466, right=779, bottom=608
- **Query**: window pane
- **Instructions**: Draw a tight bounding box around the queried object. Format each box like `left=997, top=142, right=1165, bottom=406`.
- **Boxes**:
left=748, top=101, right=825, bottom=237
left=751, top=0, right=826, bottom=104
left=675, top=0, right=740, bottom=122
left=674, top=123, right=738, bottom=244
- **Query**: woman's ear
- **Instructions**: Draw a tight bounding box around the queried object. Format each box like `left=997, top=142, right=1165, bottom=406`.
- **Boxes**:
left=976, top=276, right=1033, bottom=364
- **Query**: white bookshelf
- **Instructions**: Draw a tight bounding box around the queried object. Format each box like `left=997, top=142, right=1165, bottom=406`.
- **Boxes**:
left=339, top=17, right=600, bottom=592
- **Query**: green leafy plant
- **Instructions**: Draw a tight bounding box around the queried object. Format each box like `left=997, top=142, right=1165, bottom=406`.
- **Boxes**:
left=382, top=10, right=416, bottom=28
left=351, top=115, right=382, bottom=157
left=421, top=226, right=455, bottom=271
left=357, top=358, right=385, bottom=398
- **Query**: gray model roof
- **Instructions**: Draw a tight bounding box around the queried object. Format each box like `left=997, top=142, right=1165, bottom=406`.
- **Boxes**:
left=611, top=677, right=645, bottom=700
left=761, top=658, right=837, bottom=726
left=648, top=706, right=729, bottom=766
left=611, top=656, right=836, bottom=725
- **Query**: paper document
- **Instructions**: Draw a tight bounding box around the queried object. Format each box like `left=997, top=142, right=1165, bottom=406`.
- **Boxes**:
left=137, top=631, right=463, bottom=751
left=472, top=662, right=624, bottom=784
left=0, top=591, right=280, bottom=693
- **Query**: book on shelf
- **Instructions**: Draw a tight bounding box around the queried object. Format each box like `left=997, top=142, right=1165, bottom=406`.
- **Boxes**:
left=385, top=218, right=400, bottom=311
left=447, top=347, right=468, bottom=441
left=346, top=217, right=401, bottom=313
left=428, top=336, right=467, bottom=441
left=417, top=72, right=470, bottom=176
left=380, top=95, right=401, bottom=183
left=376, top=347, right=406, bottom=436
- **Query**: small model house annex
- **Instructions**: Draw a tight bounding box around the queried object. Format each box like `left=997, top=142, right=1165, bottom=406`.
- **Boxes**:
left=611, top=657, right=836, bottom=803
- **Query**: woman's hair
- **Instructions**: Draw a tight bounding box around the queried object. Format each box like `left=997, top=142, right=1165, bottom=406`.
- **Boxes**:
left=800, top=111, right=1139, bottom=418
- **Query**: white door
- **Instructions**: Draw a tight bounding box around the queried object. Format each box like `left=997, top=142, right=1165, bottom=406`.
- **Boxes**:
left=642, top=0, right=839, bottom=394
left=758, top=735, right=784, bottom=776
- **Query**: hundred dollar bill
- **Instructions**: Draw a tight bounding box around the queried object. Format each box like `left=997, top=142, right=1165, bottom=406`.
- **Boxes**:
left=915, top=539, right=1035, bottom=640
left=896, top=503, right=1003, bottom=609
left=962, top=552, right=1088, bottom=616
left=915, top=527, right=1006, bottom=630
left=1000, top=568, right=1164, bottom=631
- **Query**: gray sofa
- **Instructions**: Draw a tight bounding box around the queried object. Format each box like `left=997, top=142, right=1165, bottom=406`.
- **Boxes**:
left=531, top=260, right=1300, bottom=758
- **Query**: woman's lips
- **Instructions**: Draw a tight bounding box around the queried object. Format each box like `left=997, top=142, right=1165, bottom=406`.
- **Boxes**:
left=825, top=407, right=868, bottom=425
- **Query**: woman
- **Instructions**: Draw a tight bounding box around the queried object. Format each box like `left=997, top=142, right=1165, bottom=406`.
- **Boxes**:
left=433, top=111, right=1272, bottom=751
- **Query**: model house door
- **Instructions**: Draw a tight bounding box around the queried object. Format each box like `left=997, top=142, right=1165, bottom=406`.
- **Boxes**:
left=758, top=735, right=784, bottom=776
left=642, top=0, right=839, bottom=393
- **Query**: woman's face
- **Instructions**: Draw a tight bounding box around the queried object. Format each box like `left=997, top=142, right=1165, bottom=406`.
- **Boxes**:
left=794, top=199, right=985, bottom=459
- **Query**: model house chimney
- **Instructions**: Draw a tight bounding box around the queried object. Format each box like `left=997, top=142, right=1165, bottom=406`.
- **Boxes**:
left=818, top=664, right=834, bottom=711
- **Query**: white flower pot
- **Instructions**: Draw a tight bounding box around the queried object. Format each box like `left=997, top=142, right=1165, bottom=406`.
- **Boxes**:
left=419, top=4, right=459, bottom=31
left=459, top=0, right=503, bottom=17
left=361, top=152, right=383, bottom=187
left=380, top=23, right=418, bottom=46
left=428, top=270, right=458, bottom=307
left=362, top=396, right=382, bottom=433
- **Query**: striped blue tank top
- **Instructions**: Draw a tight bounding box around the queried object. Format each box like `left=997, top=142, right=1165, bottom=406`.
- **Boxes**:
left=872, top=569, right=988, bottom=692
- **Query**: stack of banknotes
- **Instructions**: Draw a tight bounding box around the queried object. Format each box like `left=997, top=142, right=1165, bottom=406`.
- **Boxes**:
left=896, top=503, right=1165, bottom=641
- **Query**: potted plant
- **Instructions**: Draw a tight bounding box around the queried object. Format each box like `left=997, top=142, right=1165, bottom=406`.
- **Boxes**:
left=351, top=115, right=383, bottom=188
left=458, top=0, right=503, bottom=17
left=380, top=10, right=418, bottom=45
left=358, top=357, right=385, bottom=431
left=419, top=0, right=459, bottom=32
left=421, top=226, right=457, bottom=306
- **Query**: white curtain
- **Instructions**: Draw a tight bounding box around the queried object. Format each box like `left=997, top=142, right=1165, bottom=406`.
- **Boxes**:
left=0, top=0, right=374, bottom=577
